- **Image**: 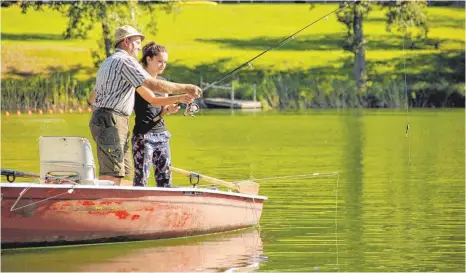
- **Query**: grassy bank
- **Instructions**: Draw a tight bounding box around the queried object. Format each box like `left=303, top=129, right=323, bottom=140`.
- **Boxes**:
left=1, top=3, right=464, bottom=108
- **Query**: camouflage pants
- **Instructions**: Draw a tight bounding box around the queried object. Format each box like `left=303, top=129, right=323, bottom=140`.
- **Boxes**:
left=132, top=131, right=172, bottom=187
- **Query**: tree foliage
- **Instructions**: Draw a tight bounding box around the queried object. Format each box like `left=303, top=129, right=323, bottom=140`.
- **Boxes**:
left=336, top=0, right=372, bottom=53
left=19, top=0, right=176, bottom=67
left=385, top=0, right=429, bottom=38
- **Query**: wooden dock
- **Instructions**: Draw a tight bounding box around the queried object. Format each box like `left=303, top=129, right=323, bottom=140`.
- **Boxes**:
left=203, top=98, right=262, bottom=109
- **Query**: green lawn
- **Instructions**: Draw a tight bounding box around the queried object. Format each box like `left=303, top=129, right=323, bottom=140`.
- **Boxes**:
left=1, top=3, right=464, bottom=108
left=1, top=4, right=464, bottom=80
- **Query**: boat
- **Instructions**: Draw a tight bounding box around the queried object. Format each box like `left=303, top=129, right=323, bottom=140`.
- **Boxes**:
left=0, top=136, right=266, bottom=248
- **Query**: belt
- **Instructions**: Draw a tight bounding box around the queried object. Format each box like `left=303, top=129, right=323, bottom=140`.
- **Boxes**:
left=94, top=107, right=127, bottom=116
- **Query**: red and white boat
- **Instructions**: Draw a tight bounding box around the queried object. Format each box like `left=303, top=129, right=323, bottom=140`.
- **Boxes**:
left=0, top=136, right=266, bottom=247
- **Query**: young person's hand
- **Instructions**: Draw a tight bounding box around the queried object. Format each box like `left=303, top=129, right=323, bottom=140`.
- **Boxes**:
left=164, top=104, right=180, bottom=115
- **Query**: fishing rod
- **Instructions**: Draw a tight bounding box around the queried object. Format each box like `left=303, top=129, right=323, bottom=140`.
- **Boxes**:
left=1, top=169, right=79, bottom=184
left=184, top=0, right=360, bottom=116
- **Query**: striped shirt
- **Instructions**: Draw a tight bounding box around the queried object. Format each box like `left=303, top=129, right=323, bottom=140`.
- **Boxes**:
left=93, top=49, right=151, bottom=116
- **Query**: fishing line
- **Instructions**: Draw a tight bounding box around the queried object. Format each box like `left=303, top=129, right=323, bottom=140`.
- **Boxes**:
left=185, top=0, right=359, bottom=116
left=237, top=172, right=340, bottom=183
left=10, top=184, right=76, bottom=212
left=334, top=172, right=340, bottom=272
left=202, top=1, right=358, bottom=92
left=239, top=171, right=341, bottom=271
left=403, top=34, right=411, bottom=164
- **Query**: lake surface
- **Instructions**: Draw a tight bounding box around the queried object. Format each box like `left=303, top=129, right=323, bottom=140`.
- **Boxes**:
left=1, top=109, right=464, bottom=272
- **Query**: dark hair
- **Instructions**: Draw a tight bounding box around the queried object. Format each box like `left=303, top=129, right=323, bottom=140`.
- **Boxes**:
left=140, top=42, right=167, bottom=67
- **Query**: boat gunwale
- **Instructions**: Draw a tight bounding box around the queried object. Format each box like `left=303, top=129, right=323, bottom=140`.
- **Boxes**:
left=0, top=182, right=268, bottom=200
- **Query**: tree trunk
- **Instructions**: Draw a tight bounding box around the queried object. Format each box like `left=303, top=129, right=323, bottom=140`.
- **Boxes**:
left=129, top=0, right=136, bottom=25
left=102, top=21, right=112, bottom=57
left=353, top=5, right=366, bottom=92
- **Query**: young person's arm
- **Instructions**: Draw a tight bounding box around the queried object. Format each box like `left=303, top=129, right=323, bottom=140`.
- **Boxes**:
left=141, top=77, right=202, bottom=98
left=136, top=85, right=194, bottom=106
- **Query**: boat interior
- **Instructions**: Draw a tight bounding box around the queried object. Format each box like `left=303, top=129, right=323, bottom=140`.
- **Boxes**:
left=39, top=136, right=115, bottom=186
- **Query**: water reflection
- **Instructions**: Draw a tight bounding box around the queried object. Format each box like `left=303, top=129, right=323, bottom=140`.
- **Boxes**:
left=81, top=228, right=264, bottom=272
left=1, top=228, right=265, bottom=272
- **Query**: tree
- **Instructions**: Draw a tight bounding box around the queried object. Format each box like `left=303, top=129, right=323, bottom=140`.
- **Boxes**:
left=385, top=0, right=429, bottom=39
left=336, top=0, right=429, bottom=92
left=336, top=0, right=371, bottom=92
left=19, top=0, right=176, bottom=67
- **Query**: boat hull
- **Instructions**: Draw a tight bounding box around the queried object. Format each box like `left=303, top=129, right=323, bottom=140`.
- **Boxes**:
left=1, top=183, right=265, bottom=247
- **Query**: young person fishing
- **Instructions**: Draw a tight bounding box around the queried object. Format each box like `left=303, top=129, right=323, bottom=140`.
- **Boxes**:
left=132, top=42, right=191, bottom=187
left=89, top=26, right=201, bottom=186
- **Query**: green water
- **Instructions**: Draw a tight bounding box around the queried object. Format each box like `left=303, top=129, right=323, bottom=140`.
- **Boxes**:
left=1, top=109, right=464, bottom=272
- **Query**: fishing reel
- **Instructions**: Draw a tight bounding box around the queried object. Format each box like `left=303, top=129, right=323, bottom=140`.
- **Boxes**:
left=184, top=102, right=200, bottom=117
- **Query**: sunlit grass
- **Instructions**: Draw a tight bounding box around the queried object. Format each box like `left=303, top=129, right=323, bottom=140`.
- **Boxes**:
left=1, top=3, right=464, bottom=81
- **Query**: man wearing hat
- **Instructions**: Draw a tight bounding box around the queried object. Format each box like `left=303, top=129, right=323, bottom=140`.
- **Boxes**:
left=89, top=25, right=201, bottom=185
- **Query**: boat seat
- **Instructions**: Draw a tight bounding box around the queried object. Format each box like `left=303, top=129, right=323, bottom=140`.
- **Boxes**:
left=39, top=136, right=115, bottom=186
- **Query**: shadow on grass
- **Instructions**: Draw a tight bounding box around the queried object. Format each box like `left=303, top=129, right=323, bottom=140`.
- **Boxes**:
left=428, top=17, right=465, bottom=29
left=196, top=33, right=463, bottom=51
left=165, top=48, right=464, bottom=107
left=2, top=48, right=464, bottom=109
left=45, top=64, right=96, bottom=77
left=1, top=32, right=64, bottom=41
left=5, top=64, right=95, bottom=78
left=365, top=16, right=465, bottom=29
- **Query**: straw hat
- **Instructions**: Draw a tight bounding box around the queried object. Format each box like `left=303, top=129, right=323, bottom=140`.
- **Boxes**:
left=114, top=25, right=145, bottom=47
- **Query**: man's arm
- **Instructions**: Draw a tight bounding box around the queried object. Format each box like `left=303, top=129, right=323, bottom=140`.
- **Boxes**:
left=88, top=90, right=96, bottom=106
left=136, top=85, right=194, bottom=106
left=120, top=57, right=201, bottom=98
left=141, top=77, right=202, bottom=98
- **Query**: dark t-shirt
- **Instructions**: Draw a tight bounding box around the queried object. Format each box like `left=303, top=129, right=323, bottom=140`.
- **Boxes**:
left=132, top=76, right=167, bottom=135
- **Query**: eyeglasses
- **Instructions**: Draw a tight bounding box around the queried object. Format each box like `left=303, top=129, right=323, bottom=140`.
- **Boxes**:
left=126, top=37, right=141, bottom=44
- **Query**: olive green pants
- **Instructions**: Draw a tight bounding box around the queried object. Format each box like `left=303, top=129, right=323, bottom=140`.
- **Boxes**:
left=89, top=108, right=132, bottom=177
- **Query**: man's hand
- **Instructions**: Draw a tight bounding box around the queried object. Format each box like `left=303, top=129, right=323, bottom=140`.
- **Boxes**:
left=183, top=84, right=202, bottom=98
left=177, top=94, right=195, bottom=104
